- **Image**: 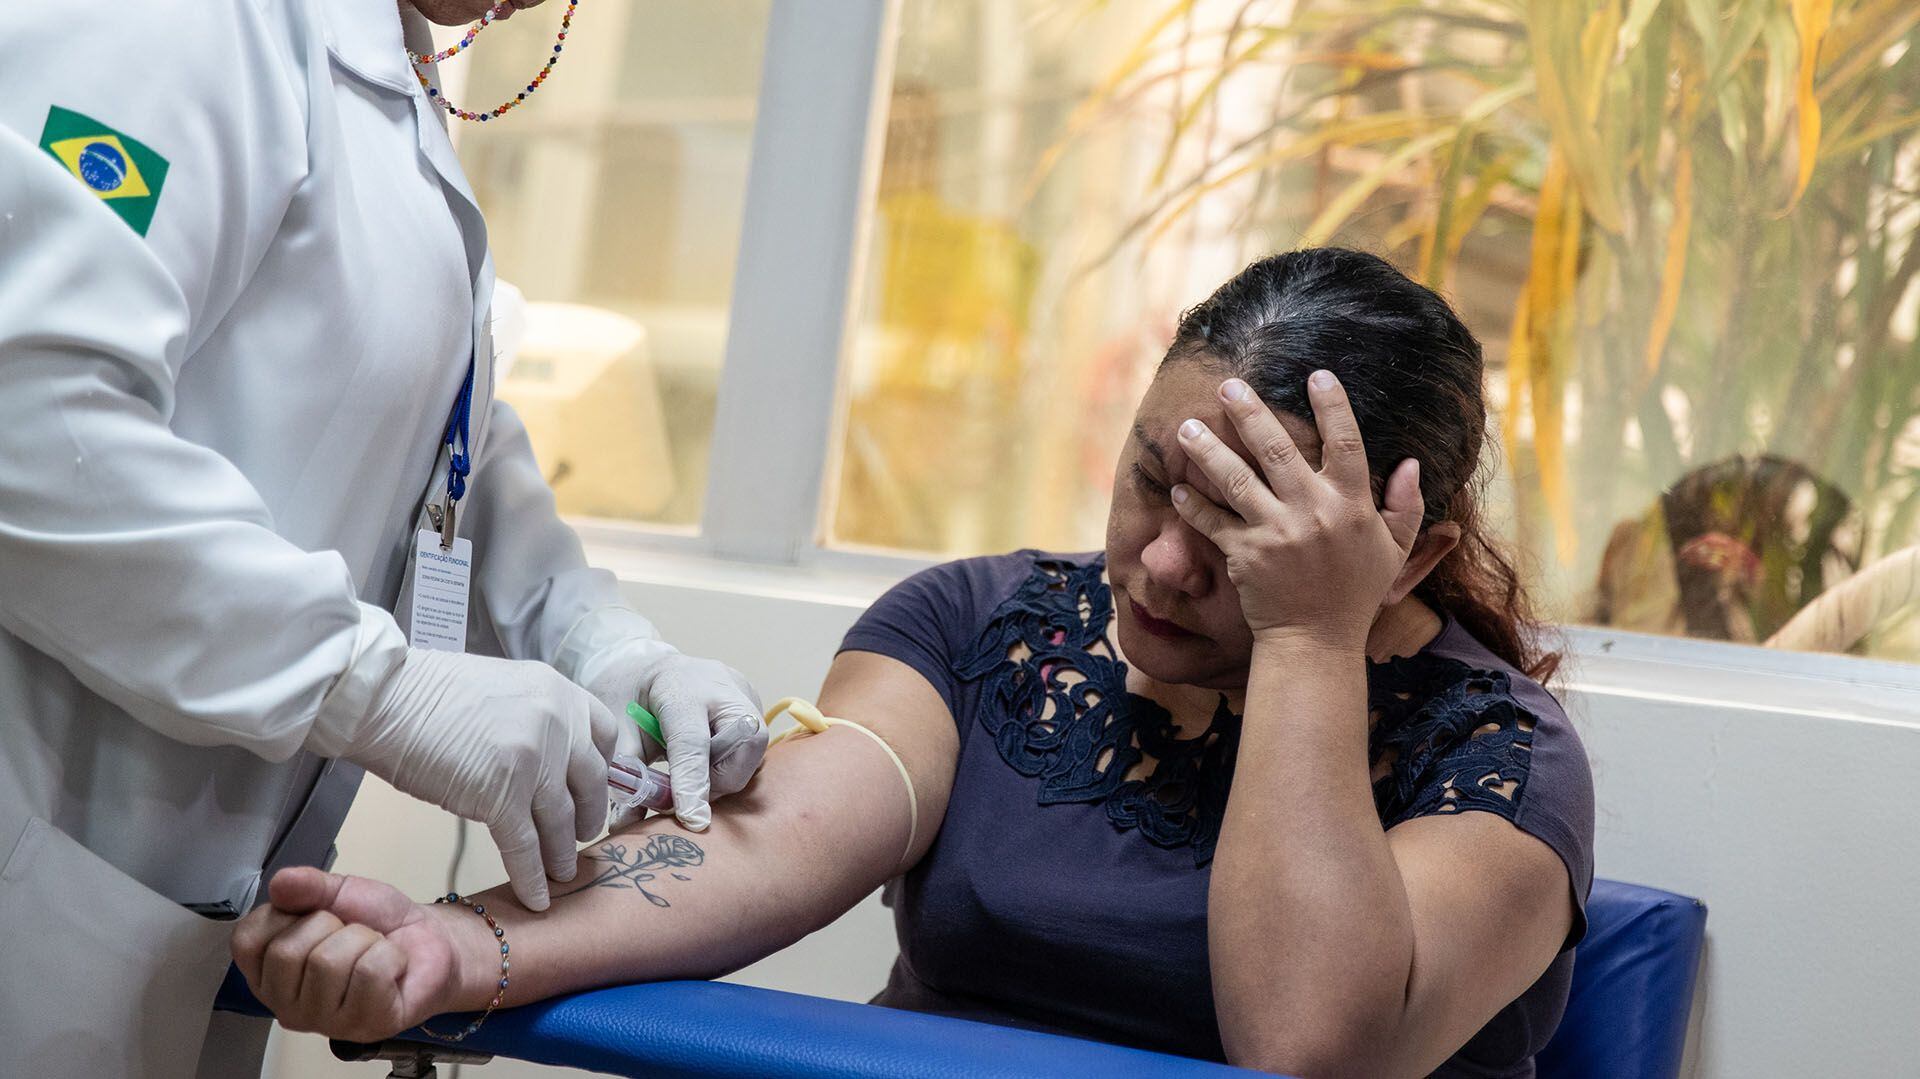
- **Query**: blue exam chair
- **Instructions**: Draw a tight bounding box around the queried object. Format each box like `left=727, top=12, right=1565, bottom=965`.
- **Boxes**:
left=1536, top=879, right=1708, bottom=1079
left=217, top=878, right=1705, bottom=1077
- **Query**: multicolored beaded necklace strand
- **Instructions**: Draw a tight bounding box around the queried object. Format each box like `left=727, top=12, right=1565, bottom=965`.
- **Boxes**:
left=408, top=0, right=578, bottom=123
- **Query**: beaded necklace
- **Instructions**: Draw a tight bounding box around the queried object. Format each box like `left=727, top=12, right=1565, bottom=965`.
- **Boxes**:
left=408, top=0, right=578, bottom=123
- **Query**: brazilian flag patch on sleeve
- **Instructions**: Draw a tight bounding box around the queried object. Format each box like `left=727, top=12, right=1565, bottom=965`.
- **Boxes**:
left=38, top=106, right=170, bottom=236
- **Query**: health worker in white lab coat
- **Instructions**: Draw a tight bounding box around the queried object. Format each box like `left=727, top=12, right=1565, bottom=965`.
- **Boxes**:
left=0, top=0, right=769, bottom=1075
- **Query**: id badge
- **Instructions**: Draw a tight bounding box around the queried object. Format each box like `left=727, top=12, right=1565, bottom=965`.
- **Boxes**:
left=409, top=530, right=473, bottom=652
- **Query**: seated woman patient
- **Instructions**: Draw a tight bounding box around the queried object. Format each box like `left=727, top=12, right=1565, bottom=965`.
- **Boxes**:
left=234, top=248, right=1592, bottom=1079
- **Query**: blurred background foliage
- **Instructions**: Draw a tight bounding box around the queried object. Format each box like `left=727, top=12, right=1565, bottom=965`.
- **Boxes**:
left=1029, top=0, right=1920, bottom=654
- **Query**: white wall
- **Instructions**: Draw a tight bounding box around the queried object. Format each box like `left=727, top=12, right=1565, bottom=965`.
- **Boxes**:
left=269, top=553, right=1920, bottom=1078
left=1560, top=628, right=1920, bottom=1078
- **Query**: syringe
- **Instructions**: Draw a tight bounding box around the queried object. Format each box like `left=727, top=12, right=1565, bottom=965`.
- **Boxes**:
left=607, top=701, right=674, bottom=814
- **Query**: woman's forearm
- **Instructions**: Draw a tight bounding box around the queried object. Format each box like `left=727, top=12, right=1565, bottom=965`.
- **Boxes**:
left=434, top=725, right=917, bottom=1010
left=1209, top=637, right=1418, bottom=1076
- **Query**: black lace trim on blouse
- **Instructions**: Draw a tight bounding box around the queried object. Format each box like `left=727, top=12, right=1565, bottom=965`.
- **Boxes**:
left=1367, top=653, right=1537, bottom=828
left=955, top=554, right=1537, bottom=864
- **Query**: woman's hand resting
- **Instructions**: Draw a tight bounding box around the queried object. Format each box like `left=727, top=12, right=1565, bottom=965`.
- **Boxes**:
left=231, top=867, right=462, bottom=1043
left=1171, top=371, right=1423, bottom=652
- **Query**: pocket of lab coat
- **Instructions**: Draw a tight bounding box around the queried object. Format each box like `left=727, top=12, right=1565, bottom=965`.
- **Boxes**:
left=0, top=817, right=235, bottom=1079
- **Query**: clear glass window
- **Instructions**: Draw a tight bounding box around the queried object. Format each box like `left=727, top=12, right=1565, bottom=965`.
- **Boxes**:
left=824, top=0, right=1920, bottom=661
left=444, top=1, right=773, bottom=527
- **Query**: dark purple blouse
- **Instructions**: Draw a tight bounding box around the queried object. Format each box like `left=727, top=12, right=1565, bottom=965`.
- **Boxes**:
left=840, top=551, right=1595, bottom=1078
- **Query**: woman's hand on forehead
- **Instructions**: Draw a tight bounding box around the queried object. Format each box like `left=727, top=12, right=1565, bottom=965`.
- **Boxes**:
left=1167, top=372, right=1423, bottom=649
left=1186, top=407, right=1320, bottom=512
left=1139, top=394, right=1317, bottom=515
left=1177, top=441, right=1233, bottom=510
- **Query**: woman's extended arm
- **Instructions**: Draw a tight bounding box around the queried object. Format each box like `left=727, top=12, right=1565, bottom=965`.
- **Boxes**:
left=232, top=651, right=956, bottom=1043
left=1169, top=373, right=1574, bottom=1078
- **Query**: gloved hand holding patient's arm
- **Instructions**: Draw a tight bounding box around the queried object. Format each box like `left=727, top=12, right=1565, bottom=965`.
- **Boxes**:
left=306, top=648, right=618, bottom=911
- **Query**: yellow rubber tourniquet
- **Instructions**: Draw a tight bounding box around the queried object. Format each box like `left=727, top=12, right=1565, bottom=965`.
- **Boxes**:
left=764, top=697, right=918, bottom=870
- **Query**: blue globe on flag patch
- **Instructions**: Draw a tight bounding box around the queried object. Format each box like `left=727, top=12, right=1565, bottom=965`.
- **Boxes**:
left=38, top=106, right=170, bottom=236
left=75, top=141, right=129, bottom=193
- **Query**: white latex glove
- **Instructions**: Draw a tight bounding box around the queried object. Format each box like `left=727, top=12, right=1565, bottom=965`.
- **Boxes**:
left=575, top=641, right=768, bottom=831
left=308, top=648, right=618, bottom=911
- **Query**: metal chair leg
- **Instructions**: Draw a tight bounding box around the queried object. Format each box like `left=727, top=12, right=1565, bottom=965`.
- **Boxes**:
left=330, top=1037, right=494, bottom=1078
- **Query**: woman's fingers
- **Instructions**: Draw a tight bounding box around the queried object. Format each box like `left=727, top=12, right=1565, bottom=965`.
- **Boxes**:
left=1217, top=379, right=1313, bottom=499
left=235, top=878, right=460, bottom=1042
left=1176, top=417, right=1274, bottom=522
left=341, top=937, right=415, bottom=1040
left=1304, top=370, right=1370, bottom=490
left=232, top=905, right=301, bottom=989
left=258, top=911, right=346, bottom=1018
left=265, top=865, right=345, bottom=917
left=1380, top=457, right=1425, bottom=555
left=299, top=923, right=385, bottom=1019
left=1169, top=482, right=1235, bottom=542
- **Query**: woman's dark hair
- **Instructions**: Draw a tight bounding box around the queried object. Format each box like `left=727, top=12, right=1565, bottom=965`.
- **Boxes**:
left=1163, top=247, right=1558, bottom=682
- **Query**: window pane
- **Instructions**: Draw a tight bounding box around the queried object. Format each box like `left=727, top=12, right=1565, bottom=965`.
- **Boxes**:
left=823, top=0, right=1920, bottom=662
left=441, top=2, right=771, bottom=527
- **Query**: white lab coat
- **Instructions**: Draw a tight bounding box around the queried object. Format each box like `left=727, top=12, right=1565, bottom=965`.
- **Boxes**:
left=0, top=1, right=647, bottom=1074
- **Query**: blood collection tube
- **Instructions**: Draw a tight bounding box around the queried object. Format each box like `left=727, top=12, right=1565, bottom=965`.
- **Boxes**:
left=607, top=753, right=674, bottom=814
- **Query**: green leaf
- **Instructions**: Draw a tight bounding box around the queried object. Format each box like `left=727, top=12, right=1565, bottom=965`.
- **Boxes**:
left=1637, top=7, right=1676, bottom=189
left=1140, top=110, right=1454, bottom=248
left=1026, top=2, right=1197, bottom=196
left=1717, top=79, right=1749, bottom=158
left=1146, top=25, right=1299, bottom=189
left=1683, top=0, right=1722, bottom=72
left=1301, top=127, right=1461, bottom=247
left=1759, top=11, right=1799, bottom=155
left=1300, top=78, right=1532, bottom=247
left=1424, top=125, right=1481, bottom=285
left=1709, top=0, right=1770, bottom=89
left=1618, top=0, right=1666, bottom=54
left=1441, top=149, right=1524, bottom=284
left=1528, top=0, right=1625, bottom=232
left=1824, top=107, right=1920, bottom=159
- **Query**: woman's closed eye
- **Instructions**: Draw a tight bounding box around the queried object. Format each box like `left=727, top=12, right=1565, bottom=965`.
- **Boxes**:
left=1132, top=462, right=1173, bottom=501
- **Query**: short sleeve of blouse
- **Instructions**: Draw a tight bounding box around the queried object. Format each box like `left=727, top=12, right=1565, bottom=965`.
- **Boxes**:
left=836, top=552, right=1039, bottom=720
left=1370, top=652, right=1597, bottom=948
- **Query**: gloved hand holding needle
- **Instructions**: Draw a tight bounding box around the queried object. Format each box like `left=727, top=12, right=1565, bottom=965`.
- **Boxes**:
left=306, top=649, right=620, bottom=912
left=575, top=642, right=769, bottom=833
left=303, top=611, right=768, bottom=911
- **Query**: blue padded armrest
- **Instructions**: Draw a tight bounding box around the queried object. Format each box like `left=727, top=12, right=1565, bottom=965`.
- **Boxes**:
left=216, top=969, right=1262, bottom=1078
left=1535, top=878, right=1708, bottom=1079
left=215, top=880, right=1705, bottom=1078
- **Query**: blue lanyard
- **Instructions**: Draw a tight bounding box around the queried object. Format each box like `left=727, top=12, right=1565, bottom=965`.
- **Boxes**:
left=443, top=359, right=474, bottom=504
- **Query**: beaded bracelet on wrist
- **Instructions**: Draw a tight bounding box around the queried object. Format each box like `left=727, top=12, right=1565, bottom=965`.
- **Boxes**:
left=418, top=893, right=511, bottom=1042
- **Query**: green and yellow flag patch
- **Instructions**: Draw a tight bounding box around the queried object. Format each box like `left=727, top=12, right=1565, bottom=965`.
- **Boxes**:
left=39, top=106, right=169, bottom=236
